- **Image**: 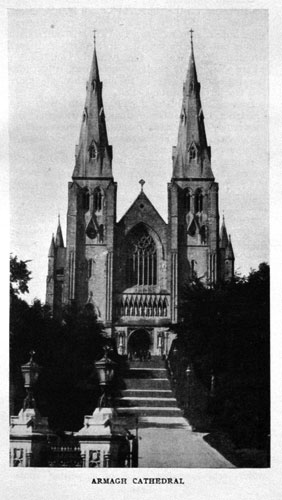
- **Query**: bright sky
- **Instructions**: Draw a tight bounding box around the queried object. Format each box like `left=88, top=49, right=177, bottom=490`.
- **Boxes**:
left=8, top=9, right=268, bottom=302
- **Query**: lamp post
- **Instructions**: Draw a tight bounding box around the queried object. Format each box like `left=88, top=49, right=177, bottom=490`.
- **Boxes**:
left=20, top=350, right=41, bottom=410
left=157, top=332, right=164, bottom=357
left=95, top=346, right=117, bottom=408
left=10, top=351, right=52, bottom=467
left=118, top=331, right=125, bottom=355
left=171, top=345, right=178, bottom=385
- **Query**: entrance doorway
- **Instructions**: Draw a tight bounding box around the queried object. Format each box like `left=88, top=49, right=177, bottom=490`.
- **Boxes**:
left=127, top=329, right=151, bottom=359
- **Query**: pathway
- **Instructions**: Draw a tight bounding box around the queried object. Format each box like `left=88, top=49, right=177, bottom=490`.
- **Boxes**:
left=115, top=357, right=235, bottom=468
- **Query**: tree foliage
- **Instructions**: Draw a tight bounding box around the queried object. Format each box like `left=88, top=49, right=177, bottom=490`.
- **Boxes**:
left=10, top=256, right=114, bottom=431
left=171, top=263, right=270, bottom=449
left=10, top=254, right=32, bottom=297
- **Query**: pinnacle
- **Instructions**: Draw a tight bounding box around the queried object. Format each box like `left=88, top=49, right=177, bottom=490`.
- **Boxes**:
left=55, top=218, right=64, bottom=248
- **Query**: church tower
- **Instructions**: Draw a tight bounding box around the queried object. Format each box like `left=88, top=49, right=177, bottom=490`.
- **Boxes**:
left=46, top=32, right=234, bottom=351
left=168, top=32, right=221, bottom=323
left=61, top=37, right=117, bottom=327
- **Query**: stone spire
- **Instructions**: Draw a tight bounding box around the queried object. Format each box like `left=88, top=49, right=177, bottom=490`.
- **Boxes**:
left=220, top=215, right=229, bottom=249
left=73, top=37, right=113, bottom=178
left=55, top=216, right=64, bottom=248
left=172, top=31, right=214, bottom=179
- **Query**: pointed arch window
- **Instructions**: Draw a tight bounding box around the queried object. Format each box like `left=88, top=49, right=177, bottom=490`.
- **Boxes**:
left=184, top=189, right=191, bottom=212
left=194, top=189, right=203, bottom=212
left=91, top=79, right=97, bottom=91
left=82, top=189, right=90, bottom=211
left=88, top=258, right=94, bottom=278
left=200, top=225, right=207, bottom=244
left=126, top=226, right=157, bottom=287
left=189, top=146, right=196, bottom=161
left=89, top=143, right=97, bottom=160
left=93, top=187, right=103, bottom=213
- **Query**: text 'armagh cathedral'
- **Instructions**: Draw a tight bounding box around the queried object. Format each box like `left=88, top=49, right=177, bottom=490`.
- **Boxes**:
left=46, top=34, right=235, bottom=356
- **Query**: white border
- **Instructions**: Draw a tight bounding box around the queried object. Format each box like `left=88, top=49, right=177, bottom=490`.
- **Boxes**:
left=1, top=1, right=281, bottom=499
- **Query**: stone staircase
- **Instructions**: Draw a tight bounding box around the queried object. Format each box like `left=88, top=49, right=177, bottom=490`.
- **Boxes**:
left=115, top=357, right=185, bottom=428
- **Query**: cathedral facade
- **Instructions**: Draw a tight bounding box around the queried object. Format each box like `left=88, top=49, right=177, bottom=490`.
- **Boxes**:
left=46, top=36, right=234, bottom=357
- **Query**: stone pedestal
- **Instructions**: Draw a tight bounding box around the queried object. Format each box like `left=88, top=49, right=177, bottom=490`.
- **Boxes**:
left=10, top=408, right=53, bottom=467
left=75, top=407, right=130, bottom=467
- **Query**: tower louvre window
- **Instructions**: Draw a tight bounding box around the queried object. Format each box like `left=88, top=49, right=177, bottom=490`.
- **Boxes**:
left=189, top=147, right=196, bottom=161
left=184, top=189, right=191, bottom=212
left=82, top=189, right=90, bottom=211
left=126, top=226, right=157, bottom=287
left=93, top=187, right=103, bottom=212
left=194, top=189, right=203, bottom=212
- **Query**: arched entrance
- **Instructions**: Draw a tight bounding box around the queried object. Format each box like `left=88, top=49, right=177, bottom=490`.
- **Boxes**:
left=127, top=329, right=151, bottom=358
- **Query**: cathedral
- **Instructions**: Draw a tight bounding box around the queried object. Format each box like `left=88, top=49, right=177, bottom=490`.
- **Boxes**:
left=46, top=34, right=234, bottom=357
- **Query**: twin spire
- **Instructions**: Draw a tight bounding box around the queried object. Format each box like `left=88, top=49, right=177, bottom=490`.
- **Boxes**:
left=73, top=36, right=113, bottom=179
left=172, top=32, right=213, bottom=179
left=73, top=31, right=212, bottom=182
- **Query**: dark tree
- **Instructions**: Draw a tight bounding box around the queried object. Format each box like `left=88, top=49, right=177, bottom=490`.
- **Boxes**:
left=9, top=257, right=110, bottom=430
left=170, top=264, right=270, bottom=452
left=10, top=254, right=32, bottom=297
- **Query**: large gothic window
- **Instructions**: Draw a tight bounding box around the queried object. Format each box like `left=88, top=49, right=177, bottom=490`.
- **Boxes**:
left=126, top=226, right=157, bottom=287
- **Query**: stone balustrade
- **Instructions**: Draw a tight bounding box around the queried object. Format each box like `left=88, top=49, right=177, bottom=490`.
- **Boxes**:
left=116, top=293, right=170, bottom=318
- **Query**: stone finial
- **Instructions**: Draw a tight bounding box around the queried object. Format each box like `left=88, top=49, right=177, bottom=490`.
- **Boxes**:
left=190, top=28, right=194, bottom=48
left=139, top=179, right=145, bottom=191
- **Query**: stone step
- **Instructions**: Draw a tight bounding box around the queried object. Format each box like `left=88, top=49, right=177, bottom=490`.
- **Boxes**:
left=118, top=397, right=178, bottom=408
left=125, top=368, right=168, bottom=379
left=116, top=407, right=183, bottom=417
left=124, top=378, right=171, bottom=390
left=128, top=359, right=166, bottom=369
left=137, top=416, right=192, bottom=430
left=121, top=389, right=174, bottom=398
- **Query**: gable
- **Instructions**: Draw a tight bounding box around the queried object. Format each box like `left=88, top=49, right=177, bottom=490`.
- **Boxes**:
left=117, top=191, right=167, bottom=236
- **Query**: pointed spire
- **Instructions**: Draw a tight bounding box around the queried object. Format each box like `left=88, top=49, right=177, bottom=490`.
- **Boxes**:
left=226, top=235, right=235, bottom=260
left=73, top=34, right=113, bottom=179
left=172, top=31, right=213, bottom=179
left=220, top=215, right=229, bottom=249
left=55, top=215, right=64, bottom=247
left=48, top=234, right=55, bottom=257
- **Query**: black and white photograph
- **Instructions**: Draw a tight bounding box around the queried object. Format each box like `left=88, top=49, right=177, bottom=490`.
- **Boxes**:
left=4, top=3, right=280, bottom=499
